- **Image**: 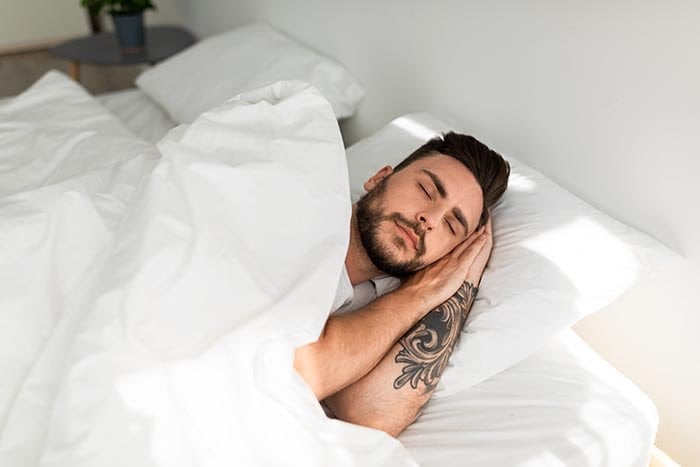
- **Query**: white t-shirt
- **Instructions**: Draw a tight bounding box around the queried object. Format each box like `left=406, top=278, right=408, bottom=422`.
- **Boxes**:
left=331, top=267, right=401, bottom=315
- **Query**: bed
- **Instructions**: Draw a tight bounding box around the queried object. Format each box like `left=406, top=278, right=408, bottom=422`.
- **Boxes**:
left=93, top=87, right=660, bottom=466
left=0, top=23, right=668, bottom=467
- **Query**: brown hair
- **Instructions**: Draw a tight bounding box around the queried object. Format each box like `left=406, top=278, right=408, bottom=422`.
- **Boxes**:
left=394, top=132, right=510, bottom=229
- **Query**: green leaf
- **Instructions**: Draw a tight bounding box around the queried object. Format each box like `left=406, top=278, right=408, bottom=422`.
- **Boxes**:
left=88, top=0, right=156, bottom=14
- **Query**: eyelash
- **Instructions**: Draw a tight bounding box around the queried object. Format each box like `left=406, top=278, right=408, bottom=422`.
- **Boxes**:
left=419, top=183, right=431, bottom=200
left=445, top=218, right=456, bottom=235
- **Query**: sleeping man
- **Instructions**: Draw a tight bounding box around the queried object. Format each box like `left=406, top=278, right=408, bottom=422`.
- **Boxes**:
left=294, top=132, right=511, bottom=436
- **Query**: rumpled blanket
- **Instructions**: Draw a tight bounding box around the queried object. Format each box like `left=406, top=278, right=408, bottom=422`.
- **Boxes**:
left=0, top=71, right=416, bottom=467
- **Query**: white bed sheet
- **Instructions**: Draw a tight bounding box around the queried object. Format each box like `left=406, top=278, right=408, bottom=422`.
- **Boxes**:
left=402, top=329, right=657, bottom=467
left=96, top=88, right=176, bottom=144
left=1, top=88, right=174, bottom=144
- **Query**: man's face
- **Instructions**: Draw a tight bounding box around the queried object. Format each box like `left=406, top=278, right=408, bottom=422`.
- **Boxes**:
left=356, top=153, right=484, bottom=277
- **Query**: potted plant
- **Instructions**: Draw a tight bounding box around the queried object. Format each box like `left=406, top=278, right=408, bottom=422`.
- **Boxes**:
left=83, top=0, right=104, bottom=34
left=80, top=0, right=156, bottom=50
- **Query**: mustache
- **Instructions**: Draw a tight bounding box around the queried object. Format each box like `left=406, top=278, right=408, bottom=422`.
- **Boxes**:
left=385, top=212, right=426, bottom=255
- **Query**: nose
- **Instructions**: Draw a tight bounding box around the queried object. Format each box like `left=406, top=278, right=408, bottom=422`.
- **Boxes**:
left=416, top=209, right=439, bottom=231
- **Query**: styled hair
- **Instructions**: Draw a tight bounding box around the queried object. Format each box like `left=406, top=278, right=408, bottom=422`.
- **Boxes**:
left=394, top=132, right=511, bottom=229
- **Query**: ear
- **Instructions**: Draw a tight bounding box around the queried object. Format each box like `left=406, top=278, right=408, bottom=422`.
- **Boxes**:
left=363, top=165, right=394, bottom=192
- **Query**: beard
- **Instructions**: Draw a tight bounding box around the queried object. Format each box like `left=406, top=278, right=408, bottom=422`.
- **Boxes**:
left=355, top=177, right=427, bottom=278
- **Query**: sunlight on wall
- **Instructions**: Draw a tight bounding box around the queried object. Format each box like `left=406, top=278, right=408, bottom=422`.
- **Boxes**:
left=391, top=115, right=441, bottom=141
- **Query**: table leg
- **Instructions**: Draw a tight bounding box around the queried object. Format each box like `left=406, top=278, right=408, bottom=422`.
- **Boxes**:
left=69, top=61, right=80, bottom=82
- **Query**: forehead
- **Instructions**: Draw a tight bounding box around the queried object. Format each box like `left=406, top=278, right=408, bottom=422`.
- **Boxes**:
left=402, top=154, right=481, bottom=195
left=399, top=153, right=483, bottom=227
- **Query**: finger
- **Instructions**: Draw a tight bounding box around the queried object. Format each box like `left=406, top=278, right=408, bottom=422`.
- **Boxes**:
left=463, top=230, right=481, bottom=249
left=451, top=224, right=489, bottom=260
left=461, top=224, right=486, bottom=250
left=453, top=234, right=477, bottom=256
left=458, top=234, right=488, bottom=263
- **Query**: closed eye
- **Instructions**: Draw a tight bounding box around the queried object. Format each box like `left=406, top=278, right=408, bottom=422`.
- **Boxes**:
left=419, top=183, right=432, bottom=200
left=445, top=218, right=456, bottom=235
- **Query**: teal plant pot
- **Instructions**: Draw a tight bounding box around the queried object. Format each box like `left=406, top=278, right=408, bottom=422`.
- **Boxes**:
left=112, top=12, right=145, bottom=50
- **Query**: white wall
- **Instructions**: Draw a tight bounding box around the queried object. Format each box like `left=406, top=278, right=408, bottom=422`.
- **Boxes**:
left=175, top=1, right=700, bottom=463
left=0, top=0, right=185, bottom=51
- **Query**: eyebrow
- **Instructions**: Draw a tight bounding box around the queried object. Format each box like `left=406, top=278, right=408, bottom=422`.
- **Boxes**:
left=421, top=169, right=470, bottom=236
left=422, top=169, right=447, bottom=198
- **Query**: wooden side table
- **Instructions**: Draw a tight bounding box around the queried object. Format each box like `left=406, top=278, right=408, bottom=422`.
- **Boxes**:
left=48, top=25, right=195, bottom=82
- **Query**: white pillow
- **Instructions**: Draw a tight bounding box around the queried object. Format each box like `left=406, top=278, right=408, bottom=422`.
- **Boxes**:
left=345, top=113, right=675, bottom=396
left=136, top=23, right=365, bottom=123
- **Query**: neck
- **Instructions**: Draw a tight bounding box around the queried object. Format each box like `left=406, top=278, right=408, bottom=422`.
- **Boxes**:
left=345, top=205, right=384, bottom=285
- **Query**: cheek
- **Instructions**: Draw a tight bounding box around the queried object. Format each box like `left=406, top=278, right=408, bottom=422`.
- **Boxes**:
left=424, top=233, right=460, bottom=261
left=385, top=186, right=425, bottom=217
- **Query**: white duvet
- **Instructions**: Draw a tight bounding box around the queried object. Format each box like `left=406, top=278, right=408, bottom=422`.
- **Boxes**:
left=0, top=71, right=415, bottom=467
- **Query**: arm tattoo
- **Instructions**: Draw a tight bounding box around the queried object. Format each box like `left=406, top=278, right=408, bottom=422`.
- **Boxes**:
left=393, top=281, right=478, bottom=392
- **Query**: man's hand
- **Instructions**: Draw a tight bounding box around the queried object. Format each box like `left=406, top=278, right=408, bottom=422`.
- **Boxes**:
left=465, top=216, right=493, bottom=288
left=400, top=221, right=490, bottom=312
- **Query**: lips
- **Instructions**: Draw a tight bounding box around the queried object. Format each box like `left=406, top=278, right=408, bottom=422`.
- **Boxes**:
left=395, top=221, right=419, bottom=250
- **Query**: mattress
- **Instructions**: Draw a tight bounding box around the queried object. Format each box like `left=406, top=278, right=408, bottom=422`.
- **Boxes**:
left=402, top=329, right=658, bottom=467
left=96, top=87, right=176, bottom=143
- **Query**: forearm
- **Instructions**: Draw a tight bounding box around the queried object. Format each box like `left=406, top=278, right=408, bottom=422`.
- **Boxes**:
left=324, top=281, right=478, bottom=437
left=294, top=284, right=432, bottom=400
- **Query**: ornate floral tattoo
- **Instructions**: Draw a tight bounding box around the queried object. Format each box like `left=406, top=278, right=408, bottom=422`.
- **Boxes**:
left=393, top=281, right=478, bottom=391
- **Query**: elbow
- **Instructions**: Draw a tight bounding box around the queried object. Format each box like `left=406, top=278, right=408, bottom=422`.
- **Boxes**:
left=331, top=405, right=411, bottom=438
left=324, top=394, right=416, bottom=438
left=360, top=418, right=408, bottom=438
left=294, top=341, right=334, bottom=400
